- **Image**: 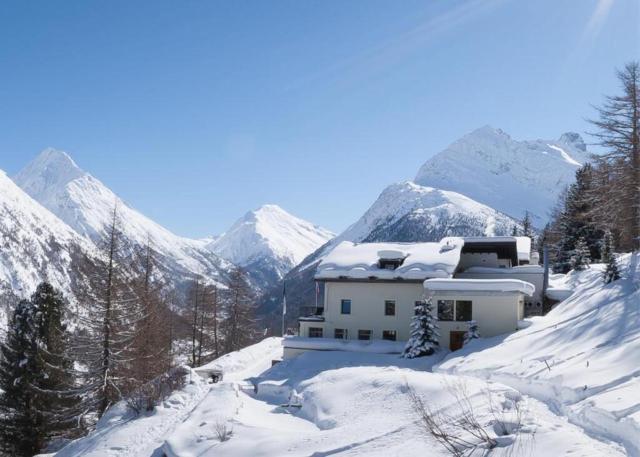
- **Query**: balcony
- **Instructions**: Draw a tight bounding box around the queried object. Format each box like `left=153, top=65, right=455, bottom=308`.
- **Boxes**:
left=298, top=305, right=325, bottom=322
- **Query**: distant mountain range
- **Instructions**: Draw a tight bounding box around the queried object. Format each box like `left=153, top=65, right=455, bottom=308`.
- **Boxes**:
left=0, top=149, right=331, bottom=329
left=0, top=126, right=590, bottom=331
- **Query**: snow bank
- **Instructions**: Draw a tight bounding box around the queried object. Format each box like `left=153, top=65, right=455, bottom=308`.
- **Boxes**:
left=195, top=337, right=283, bottom=381
left=55, top=367, right=209, bottom=457
left=436, top=254, right=640, bottom=456
left=316, top=238, right=463, bottom=280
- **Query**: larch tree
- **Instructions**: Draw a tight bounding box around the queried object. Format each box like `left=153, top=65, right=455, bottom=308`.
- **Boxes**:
left=127, top=239, right=172, bottom=391
left=74, top=203, right=137, bottom=419
left=221, top=268, right=258, bottom=354
left=589, top=62, right=640, bottom=251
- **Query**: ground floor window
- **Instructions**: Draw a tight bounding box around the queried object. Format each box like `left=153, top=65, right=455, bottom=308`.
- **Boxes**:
left=358, top=329, right=371, bottom=340
left=308, top=327, right=323, bottom=338
left=382, top=330, right=396, bottom=341
left=455, top=300, right=473, bottom=321
left=334, top=328, right=347, bottom=339
left=437, top=300, right=454, bottom=321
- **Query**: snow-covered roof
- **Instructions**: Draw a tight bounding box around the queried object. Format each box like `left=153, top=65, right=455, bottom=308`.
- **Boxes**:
left=315, top=239, right=464, bottom=281
left=462, top=236, right=531, bottom=263
left=462, top=265, right=544, bottom=274
left=424, top=278, right=535, bottom=296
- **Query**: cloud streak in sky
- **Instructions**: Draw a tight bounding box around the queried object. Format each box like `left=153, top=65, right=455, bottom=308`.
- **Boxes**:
left=583, top=0, right=615, bottom=42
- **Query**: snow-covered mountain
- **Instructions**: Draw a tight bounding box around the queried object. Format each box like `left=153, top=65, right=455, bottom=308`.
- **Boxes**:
left=341, top=181, right=516, bottom=243
left=207, top=205, right=334, bottom=289
left=14, top=148, right=233, bottom=290
left=0, top=168, right=97, bottom=322
left=258, top=181, right=519, bottom=324
left=414, top=126, right=591, bottom=224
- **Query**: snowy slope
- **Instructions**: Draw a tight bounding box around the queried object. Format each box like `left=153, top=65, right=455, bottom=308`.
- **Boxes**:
left=208, top=205, right=334, bottom=287
left=54, top=338, right=625, bottom=457
left=437, top=254, right=640, bottom=456
left=0, top=168, right=97, bottom=311
left=415, top=126, right=592, bottom=224
left=14, top=148, right=233, bottom=289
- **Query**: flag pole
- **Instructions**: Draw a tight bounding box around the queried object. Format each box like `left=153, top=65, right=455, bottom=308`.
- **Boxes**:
left=281, top=280, right=286, bottom=337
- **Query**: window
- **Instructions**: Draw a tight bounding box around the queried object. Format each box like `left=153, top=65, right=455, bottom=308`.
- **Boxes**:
left=455, top=300, right=473, bottom=321
left=308, top=327, right=323, bottom=338
left=382, top=330, right=397, bottom=341
left=358, top=329, right=371, bottom=340
left=384, top=300, right=396, bottom=316
left=414, top=300, right=424, bottom=315
left=334, top=328, right=347, bottom=339
left=437, top=300, right=454, bottom=321
left=341, top=299, right=351, bottom=315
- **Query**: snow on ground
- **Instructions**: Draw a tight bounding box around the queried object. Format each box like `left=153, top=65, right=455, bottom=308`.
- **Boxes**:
left=55, top=259, right=639, bottom=456
left=437, top=254, right=640, bottom=456
left=163, top=350, right=622, bottom=457
left=54, top=339, right=283, bottom=457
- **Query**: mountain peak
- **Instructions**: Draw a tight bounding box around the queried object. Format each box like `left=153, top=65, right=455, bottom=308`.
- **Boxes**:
left=208, top=205, right=334, bottom=281
left=558, top=132, right=586, bottom=152
left=14, top=148, right=85, bottom=195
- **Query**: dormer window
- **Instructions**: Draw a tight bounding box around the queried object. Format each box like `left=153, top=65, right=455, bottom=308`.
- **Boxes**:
left=377, top=249, right=407, bottom=270
left=379, top=259, right=402, bottom=270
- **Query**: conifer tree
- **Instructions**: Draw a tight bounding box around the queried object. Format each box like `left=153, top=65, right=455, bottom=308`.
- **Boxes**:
left=463, top=320, right=480, bottom=345
left=601, top=230, right=621, bottom=283
left=570, top=237, right=591, bottom=271
left=0, top=284, right=81, bottom=456
left=403, top=297, right=439, bottom=358
left=0, top=299, right=40, bottom=457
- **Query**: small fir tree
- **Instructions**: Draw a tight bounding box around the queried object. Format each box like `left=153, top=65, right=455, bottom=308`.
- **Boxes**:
left=601, top=230, right=621, bottom=283
left=403, top=297, right=439, bottom=358
left=463, top=320, right=480, bottom=345
left=570, top=237, right=591, bottom=271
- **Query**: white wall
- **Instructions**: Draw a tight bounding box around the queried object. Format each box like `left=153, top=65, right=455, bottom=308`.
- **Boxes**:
left=299, top=281, right=524, bottom=350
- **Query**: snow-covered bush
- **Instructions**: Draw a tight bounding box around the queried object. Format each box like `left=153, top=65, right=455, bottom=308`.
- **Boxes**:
left=601, top=230, right=620, bottom=284
left=403, top=297, right=439, bottom=358
left=125, top=366, right=189, bottom=415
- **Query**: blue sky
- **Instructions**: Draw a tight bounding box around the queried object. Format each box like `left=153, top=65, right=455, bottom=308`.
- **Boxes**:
left=0, top=0, right=638, bottom=236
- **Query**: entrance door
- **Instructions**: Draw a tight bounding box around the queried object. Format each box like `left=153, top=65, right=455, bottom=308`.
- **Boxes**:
left=449, top=331, right=466, bottom=351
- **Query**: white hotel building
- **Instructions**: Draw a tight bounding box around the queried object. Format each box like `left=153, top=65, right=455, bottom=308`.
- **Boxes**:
left=284, top=236, right=543, bottom=359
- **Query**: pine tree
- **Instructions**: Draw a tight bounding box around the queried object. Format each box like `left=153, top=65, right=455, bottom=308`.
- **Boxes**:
left=570, top=237, right=591, bottom=271
left=601, top=230, right=621, bottom=283
left=30, top=283, right=83, bottom=447
left=403, top=297, right=439, bottom=358
left=0, top=299, right=40, bottom=457
left=463, top=320, right=480, bottom=345
left=521, top=211, right=533, bottom=239
left=0, top=284, right=81, bottom=456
